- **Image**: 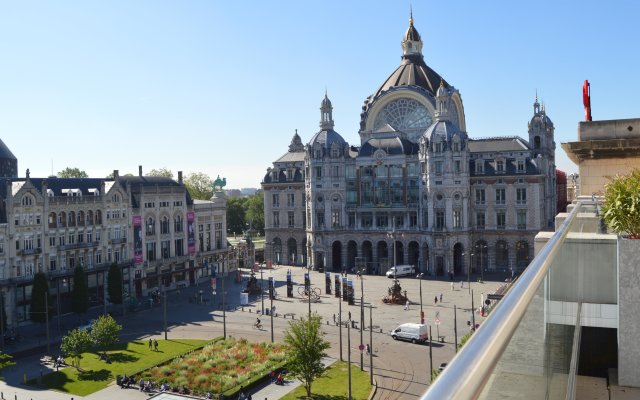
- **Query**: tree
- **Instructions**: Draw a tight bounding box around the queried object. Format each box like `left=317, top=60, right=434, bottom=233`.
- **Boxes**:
left=107, top=263, right=123, bottom=305
left=71, top=265, right=89, bottom=315
left=90, top=314, right=122, bottom=351
left=184, top=172, right=213, bottom=200
left=30, top=272, right=50, bottom=324
left=227, top=197, right=247, bottom=234
left=61, top=328, right=93, bottom=369
left=245, top=192, right=265, bottom=235
left=58, top=167, right=89, bottom=178
left=147, top=168, right=174, bottom=178
left=283, top=314, right=330, bottom=397
left=0, top=352, right=15, bottom=374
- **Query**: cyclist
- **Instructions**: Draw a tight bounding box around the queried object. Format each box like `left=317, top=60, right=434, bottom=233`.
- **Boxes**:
left=255, top=318, right=261, bottom=328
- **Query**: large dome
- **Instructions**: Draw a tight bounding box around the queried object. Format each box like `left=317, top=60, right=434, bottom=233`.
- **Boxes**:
left=373, top=54, right=448, bottom=99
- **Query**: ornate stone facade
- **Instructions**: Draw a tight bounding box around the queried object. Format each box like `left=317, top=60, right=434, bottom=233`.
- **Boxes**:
left=262, top=16, right=556, bottom=276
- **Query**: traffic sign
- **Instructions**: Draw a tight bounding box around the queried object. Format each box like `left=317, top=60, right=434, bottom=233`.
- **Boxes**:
left=358, top=344, right=365, bottom=351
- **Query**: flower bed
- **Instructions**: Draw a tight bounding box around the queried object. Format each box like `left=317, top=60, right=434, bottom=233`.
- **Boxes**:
left=138, top=337, right=287, bottom=395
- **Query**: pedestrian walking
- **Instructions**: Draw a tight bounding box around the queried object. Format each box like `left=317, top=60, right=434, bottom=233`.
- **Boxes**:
left=148, top=338, right=152, bottom=350
left=333, top=314, right=336, bottom=324
left=439, top=293, right=443, bottom=303
left=404, top=300, right=409, bottom=311
left=451, top=281, right=454, bottom=290
left=366, top=343, right=371, bottom=354
left=461, top=280, right=464, bottom=288
left=434, top=296, right=438, bottom=305
left=154, top=339, right=158, bottom=351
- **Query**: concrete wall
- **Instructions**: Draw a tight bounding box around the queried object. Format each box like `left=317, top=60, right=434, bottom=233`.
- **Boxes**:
left=618, top=237, right=640, bottom=387
left=578, top=118, right=640, bottom=141
left=579, top=158, right=640, bottom=196
left=535, top=232, right=617, bottom=305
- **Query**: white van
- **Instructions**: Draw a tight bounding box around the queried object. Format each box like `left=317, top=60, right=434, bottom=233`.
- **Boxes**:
left=390, top=323, right=428, bottom=344
left=385, top=265, right=416, bottom=278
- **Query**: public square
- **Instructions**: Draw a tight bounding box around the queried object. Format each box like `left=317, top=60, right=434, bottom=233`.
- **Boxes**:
left=0, top=267, right=506, bottom=400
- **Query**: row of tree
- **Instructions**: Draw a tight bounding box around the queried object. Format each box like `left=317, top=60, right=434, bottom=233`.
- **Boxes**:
left=31, top=264, right=124, bottom=323
left=57, top=167, right=266, bottom=236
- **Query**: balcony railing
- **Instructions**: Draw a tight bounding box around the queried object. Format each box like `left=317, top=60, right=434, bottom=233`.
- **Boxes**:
left=423, top=201, right=584, bottom=400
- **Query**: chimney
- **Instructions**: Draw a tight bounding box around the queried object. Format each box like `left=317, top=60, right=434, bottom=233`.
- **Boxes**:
left=113, top=170, right=119, bottom=179
left=178, top=171, right=183, bottom=184
left=139, top=165, right=143, bottom=177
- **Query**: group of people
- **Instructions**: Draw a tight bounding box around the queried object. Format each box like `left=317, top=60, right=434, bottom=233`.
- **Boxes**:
left=52, top=355, right=66, bottom=370
left=148, top=338, right=159, bottom=351
left=270, top=371, right=284, bottom=386
left=116, top=374, right=134, bottom=389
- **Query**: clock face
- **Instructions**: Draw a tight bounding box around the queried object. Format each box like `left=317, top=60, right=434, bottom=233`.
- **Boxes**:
left=373, top=98, right=433, bottom=143
left=373, top=149, right=386, bottom=165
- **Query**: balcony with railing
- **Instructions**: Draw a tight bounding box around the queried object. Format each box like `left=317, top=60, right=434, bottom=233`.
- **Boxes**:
left=423, top=201, right=624, bottom=399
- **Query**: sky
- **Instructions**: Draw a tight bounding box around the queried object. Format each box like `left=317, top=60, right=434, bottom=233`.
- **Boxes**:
left=1, top=1, right=638, bottom=189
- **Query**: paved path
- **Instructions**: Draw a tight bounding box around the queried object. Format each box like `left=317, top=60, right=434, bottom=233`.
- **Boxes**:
left=0, top=267, right=508, bottom=400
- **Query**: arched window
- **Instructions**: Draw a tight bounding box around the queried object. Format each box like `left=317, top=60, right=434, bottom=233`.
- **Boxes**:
left=146, top=217, right=155, bottom=236
left=21, top=195, right=33, bottom=206
left=68, top=211, right=76, bottom=227
left=174, top=215, right=183, bottom=232
left=160, top=216, right=170, bottom=234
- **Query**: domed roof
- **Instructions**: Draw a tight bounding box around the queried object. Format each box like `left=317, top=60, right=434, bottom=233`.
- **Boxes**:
left=405, top=16, right=421, bottom=42
left=424, top=119, right=466, bottom=143
left=309, top=129, right=346, bottom=150
left=359, top=135, right=418, bottom=156
left=0, top=139, right=16, bottom=160
left=373, top=55, right=448, bottom=99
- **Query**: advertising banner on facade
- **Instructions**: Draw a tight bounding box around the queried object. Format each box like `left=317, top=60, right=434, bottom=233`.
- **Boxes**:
left=133, top=215, right=143, bottom=265
left=187, top=211, right=195, bottom=255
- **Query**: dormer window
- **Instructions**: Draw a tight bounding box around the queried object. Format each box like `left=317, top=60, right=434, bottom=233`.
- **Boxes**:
left=331, top=144, right=340, bottom=158
left=21, top=195, right=33, bottom=206
left=517, top=160, right=525, bottom=173
left=453, top=141, right=460, bottom=152
left=496, top=160, right=505, bottom=173
left=435, top=142, right=442, bottom=153
left=476, top=160, right=484, bottom=174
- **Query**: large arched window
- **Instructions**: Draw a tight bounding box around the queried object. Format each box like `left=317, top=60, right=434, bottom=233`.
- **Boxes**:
left=373, top=98, right=433, bottom=142
left=495, top=240, right=509, bottom=269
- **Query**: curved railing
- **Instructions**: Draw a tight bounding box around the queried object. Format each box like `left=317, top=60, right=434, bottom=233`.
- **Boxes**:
left=422, top=202, right=583, bottom=399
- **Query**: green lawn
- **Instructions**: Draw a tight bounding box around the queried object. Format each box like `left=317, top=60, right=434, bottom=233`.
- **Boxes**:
left=36, top=339, right=208, bottom=396
left=281, top=361, right=373, bottom=400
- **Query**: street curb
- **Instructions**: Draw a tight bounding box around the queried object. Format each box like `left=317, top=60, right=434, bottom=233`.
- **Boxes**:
left=367, top=376, right=378, bottom=400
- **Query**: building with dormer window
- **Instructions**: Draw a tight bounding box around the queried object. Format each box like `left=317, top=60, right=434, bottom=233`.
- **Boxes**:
left=263, top=15, right=556, bottom=277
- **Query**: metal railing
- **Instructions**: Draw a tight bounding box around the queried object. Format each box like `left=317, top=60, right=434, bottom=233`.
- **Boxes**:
left=422, top=201, right=583, bottom=399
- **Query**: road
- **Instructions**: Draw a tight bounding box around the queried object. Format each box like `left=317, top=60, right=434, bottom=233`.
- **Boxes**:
left=1, top=267, right=506, bottom=400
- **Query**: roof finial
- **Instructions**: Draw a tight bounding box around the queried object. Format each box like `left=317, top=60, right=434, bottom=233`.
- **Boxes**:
left=440, top=78, right=444, bottom=88
left=535, top=89, right=538, bottom=103
left=410, top=5, right=414, bottom=25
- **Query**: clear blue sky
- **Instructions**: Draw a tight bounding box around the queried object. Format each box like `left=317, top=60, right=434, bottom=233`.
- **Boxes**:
left=1, top=1, right=638, bottom=189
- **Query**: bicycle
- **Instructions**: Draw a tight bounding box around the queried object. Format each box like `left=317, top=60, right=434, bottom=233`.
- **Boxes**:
left=253, top=322, right=263, bottom=330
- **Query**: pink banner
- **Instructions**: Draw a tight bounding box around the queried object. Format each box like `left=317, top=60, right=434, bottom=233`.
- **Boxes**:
left=187, top=211, right=195, bottom=255
left=133, top=216, right=143, bottom=265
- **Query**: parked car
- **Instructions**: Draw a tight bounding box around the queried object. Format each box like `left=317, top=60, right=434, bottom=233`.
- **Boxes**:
left=390, top=323, right=428, bottom=344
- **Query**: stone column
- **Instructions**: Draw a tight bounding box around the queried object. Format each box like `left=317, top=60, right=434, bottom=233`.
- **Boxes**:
left=618, top=237, right=640, bottom=387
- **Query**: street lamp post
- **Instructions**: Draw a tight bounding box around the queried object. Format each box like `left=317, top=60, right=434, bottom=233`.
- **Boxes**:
left=338, top=291, right=343, bottom=361
left=387, top=230, right=403, bottom=280
left=270, top=293, right=274, bottom=343
left=347, top=313, right=352, bottom=400
left=260, top=264, right=264, bottom=315
left=417, top=273, right=424, bottom=324
left=468, top=253, right=474, bottom=294
left=163, top=284, right=167, bottom=340
left=359, top=268, right=364, bottom=371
